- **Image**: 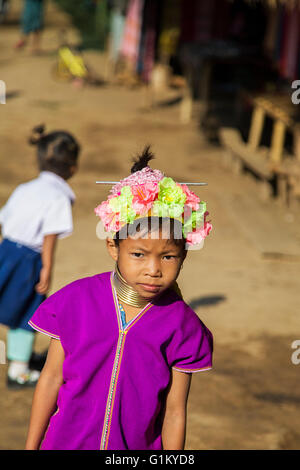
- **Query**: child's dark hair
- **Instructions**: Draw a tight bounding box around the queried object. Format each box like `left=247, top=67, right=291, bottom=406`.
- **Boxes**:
left=130, top=145, right=155, bottom=173
left=114, top=145, right=187, bottom=255
left=29, top=124, right=80, bottom=180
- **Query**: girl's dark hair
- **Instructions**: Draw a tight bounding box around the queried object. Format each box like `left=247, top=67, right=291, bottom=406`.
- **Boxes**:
left=114, top=145, right=187, bottom=255
left=130, top=145, right=154, bottom=173
left=29, top=124, right=80, bottom=180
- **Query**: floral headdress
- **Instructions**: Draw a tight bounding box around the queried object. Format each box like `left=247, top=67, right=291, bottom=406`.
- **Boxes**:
left=94, top=147, right=212, bottom=250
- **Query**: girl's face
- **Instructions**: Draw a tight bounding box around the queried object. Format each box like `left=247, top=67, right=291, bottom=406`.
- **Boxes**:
left=106, top=230, right=186, bottom=300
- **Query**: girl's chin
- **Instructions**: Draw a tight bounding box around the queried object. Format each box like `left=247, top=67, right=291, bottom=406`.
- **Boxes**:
left=137, top=285, right=165, bottom=300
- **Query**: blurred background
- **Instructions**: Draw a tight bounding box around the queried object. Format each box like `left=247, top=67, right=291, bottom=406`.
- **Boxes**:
left=0, top=0, right=300, bottom=450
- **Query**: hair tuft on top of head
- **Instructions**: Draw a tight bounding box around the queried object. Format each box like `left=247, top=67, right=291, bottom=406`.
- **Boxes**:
left=130, top=145, right=155, bottom=174
left=29, top=124, right=46, bottom=145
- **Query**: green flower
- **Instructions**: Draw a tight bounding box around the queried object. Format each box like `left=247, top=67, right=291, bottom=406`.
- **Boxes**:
left=152, top=201, right=184, bottom=218
left=183, top=203, right=206, bottom=235
left=152, top=201, right=170, bottom=218
left=108, top=186, right=136, bottom=223
left=192, top=202, right=206, bottom=225
left=158, top=177, right=186, bottom=206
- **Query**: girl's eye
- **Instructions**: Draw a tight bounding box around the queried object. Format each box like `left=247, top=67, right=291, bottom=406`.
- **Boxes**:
left=132, top=253, right=143, bottom=258
left=131, top=253, right=176, bottom=260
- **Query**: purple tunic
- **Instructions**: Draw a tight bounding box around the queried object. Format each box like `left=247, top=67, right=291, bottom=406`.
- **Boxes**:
left=29, top=271, right=213, bottom=450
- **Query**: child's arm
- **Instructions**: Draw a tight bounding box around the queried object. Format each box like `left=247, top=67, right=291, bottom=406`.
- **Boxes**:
left=161, top=369, right=192, bottom=450
left=35, top=234, right=58, bottom=295
left=25, top=338, right=65, bottom=450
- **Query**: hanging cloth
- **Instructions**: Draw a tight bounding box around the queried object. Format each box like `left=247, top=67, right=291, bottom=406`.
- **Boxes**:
left=279, top=7, right=291, bottom=78
left=263, top=5, right=280, bottom=58
left=109, top=7, right=126, bottom=62
left=158, top=0, right=181, bottom=62
left=284, top=6, right=299, bottom=80
left=138, top=0, right=158, bottom=81
left=120, top=0, right=145, bottom=68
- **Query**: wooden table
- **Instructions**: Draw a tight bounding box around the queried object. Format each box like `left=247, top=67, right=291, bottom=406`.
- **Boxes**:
left=220, top=90, right=300, bottom=207
left=245, top=92, right=300, bottom=207
left=242, top=91, right=299, bottom=161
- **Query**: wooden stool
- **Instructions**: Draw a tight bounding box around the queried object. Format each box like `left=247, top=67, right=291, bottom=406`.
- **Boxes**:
left=219, top=96, right=296, bottom=203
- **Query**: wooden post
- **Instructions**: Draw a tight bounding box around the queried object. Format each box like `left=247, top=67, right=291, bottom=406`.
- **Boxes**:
left=200, top=61, right=212, bottom=112
left=180, top=89, right=193, bottom=124
left=277, top=174, right=288, bottom=207
left=270, top=119, right=286, bottom=163
left=294, top=124, right=300, bottom=161
left=180, top=66, right=193, bottom=124
left=248, top=105, right=265, bottom=150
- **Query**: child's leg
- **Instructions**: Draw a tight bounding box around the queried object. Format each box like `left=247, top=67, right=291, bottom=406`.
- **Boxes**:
left=7, top=327, right=34, bottom=373
left=14, top=34, right=28, bottom=49
left=7, top=328, right=35, bottom=364
left=31, top=30, right=42, bottom=54
left=6, top=328, right=39, bottom=384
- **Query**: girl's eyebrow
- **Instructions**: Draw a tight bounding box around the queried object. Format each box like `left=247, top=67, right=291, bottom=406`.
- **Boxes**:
left=131, top=246, right=179, bottom=255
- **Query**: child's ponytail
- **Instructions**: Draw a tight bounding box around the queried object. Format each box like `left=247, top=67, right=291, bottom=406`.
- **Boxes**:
left=29, top=124, right=46, bottom=145
left=130, top=145, right=155, bottom=174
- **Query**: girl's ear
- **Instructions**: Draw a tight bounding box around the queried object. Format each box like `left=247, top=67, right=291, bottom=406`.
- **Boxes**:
left=106, top=238, right=119, bottom=261
left=70, top=165, right=78, bottom=176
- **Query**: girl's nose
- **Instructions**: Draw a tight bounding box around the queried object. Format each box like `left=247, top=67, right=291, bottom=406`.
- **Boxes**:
left=146, top=258, right=161, bottom=277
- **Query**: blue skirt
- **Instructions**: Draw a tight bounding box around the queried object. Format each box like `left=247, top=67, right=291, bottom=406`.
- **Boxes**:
left=21, top=0, right=44, bottom=35
left=0, top=239, right=46, bottom=331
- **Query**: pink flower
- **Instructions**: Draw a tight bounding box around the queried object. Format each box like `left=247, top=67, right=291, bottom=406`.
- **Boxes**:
left=131, top=182, right=159, bottom=215
left=110, top=167, right=164, bottom=197
left=185, top=211, right=212, bottom=245
left=94, top=201, right=122, bottom=232
left=186, top=230, right=202, bottom=245
left=180, top=184, right=200, bottom=211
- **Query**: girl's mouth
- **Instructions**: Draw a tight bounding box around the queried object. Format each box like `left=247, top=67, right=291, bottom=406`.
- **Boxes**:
left=138, top=283, right=161, bottom=292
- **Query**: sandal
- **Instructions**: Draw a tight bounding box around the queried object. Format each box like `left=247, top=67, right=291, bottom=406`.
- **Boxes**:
left=7, top=370, right=40, bottom=390
left=14, top=39, right=27, bottom=50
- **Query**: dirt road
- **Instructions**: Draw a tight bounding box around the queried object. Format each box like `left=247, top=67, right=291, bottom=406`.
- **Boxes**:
left=0, top=1, right=300, bottom=450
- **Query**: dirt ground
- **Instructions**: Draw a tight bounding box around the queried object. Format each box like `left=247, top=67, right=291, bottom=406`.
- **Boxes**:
left=0, top=1, right=300, bottom=450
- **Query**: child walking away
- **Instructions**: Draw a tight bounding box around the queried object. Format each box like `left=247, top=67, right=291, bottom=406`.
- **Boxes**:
left=25, top=146, right=213, bottom=450
left=0, top=124, right=80, bottom=389
left=14, top=0, right=45, bottom=54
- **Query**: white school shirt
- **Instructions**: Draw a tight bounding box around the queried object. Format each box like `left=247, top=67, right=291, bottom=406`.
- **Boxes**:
left=0, top=171, right=76, bottom=253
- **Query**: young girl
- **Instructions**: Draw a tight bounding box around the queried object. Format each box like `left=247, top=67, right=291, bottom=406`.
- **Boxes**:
left=25, top=147, right=213, bottom=450
left=0, top=124, right=80, bottom=388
